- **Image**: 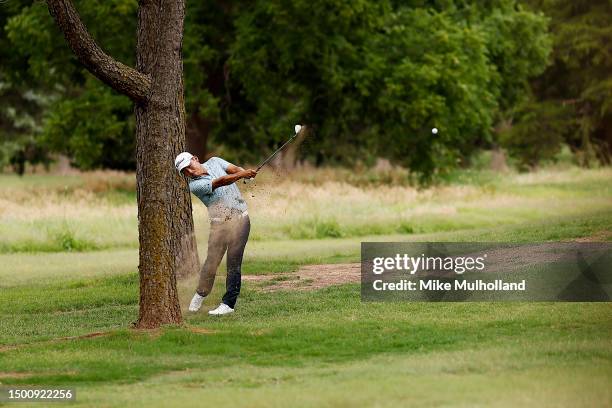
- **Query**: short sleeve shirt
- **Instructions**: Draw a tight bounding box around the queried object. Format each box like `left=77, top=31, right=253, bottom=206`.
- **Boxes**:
left=188, top=157, right=247, bottom=220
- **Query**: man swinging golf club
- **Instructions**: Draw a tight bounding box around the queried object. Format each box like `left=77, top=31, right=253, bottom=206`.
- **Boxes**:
left=175, top=153, right=257, bottom=315
left=175, top=125, right=303, bottom=315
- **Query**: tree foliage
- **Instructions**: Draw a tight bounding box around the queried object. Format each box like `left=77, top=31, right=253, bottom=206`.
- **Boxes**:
left=2, top=0, right=553, bottom=178
left=510, top=0, right=612, bottom=166
left=0, top=0, right=53, bottom=172
left=4, top=0, right=139, bottom=169
left=228, top=0, right=550, bottom=177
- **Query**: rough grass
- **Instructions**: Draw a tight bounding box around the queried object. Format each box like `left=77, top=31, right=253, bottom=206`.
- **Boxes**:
left=0, top=166, right=611, bottom=407
left=1, top=167, right=611, bottom=251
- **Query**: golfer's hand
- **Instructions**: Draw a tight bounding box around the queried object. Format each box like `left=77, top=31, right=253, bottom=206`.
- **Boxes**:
left=241, top=169, right=258, bottom=179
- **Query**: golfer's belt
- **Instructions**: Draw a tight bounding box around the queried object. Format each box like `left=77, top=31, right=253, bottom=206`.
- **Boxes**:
left=209, top=210, right=248, bottom=224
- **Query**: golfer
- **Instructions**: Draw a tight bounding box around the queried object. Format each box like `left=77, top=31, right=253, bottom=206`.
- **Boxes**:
left=175, top=152, right=257, bottom=315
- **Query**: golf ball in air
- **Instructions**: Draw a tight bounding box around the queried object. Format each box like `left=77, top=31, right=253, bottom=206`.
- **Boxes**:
left=295, top=124, right=302, bottom=134
left=432, top=128, right=438, bottom=134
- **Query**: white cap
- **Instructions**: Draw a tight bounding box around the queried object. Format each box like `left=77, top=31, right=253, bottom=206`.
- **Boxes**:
left=174, top=152, right=193, bottom=173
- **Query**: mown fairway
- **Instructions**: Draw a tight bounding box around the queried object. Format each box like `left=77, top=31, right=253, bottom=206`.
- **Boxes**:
left=1, top=167, right=611, bottom=407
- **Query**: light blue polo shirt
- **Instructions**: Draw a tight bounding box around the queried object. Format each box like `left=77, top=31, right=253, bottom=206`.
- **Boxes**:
left=188, top=157, right=247, bottom=220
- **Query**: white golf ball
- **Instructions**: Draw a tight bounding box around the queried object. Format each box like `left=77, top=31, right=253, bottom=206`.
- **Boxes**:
left=432, top=128, right=438, bottom=134
left=295, top=124, right=302, bottom=134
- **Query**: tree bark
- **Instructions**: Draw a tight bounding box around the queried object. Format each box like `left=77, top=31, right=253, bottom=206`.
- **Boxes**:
left=134, top=0, right=199, bottom=327
left=46, top=0, right=200, bottom=328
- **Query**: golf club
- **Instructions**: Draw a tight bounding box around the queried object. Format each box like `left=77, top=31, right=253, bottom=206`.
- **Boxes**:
left=244, top=124, right=304, bottom=183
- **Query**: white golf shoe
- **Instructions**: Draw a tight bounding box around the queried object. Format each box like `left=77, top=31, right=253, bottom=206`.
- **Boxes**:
left=188, top=293, right=205, bottom=312
left=208, top=303, right=234, bottom=316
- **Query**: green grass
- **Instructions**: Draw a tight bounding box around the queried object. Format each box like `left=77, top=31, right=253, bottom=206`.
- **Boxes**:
left=1, top=217, right=611, bottom=406
left=0, top=284, right=610, bottom=407
left=0, top=249, right=137, bottom=287
left=0, top=167, right=611, bottom=407
left=73, top=348, right=611, bottom=407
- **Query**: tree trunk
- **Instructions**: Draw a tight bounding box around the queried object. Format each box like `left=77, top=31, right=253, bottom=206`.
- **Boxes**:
left=133, top=0, right=199, bottom=327
left=47, top=0, right=200, bottom=329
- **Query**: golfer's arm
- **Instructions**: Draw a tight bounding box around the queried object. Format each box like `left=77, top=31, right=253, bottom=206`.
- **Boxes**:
left=212, top=174, right=243, bottom=190
left=225, top=164, right=244, bottom=174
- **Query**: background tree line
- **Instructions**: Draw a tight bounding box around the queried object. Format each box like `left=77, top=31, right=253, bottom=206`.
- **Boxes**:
left=0, top=0, right=609, bottom=179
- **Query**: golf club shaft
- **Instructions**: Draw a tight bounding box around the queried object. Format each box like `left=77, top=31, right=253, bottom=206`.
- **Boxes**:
left=256, top=134, right=298, bottom=171
left=244, top=129, right=301, bottom=183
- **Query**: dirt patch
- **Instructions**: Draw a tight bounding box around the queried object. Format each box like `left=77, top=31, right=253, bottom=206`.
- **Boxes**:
left=0, top=331, right=110, bottom=354
left=0, top=370, right=77, bottom=379
left=0, top=372, right=35, bottom=379
left=574, top=230, right=612, bottom=242
left=244, top=234, right=611, bottom=292
left=55, top=331, right=108, bottom=341
left=244, top=263, right=360, bottom=292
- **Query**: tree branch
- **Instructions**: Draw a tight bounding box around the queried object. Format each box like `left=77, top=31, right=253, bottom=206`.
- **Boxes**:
left=47, top=0, right=151, bottom=102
